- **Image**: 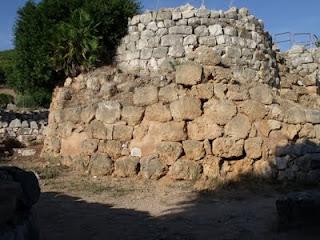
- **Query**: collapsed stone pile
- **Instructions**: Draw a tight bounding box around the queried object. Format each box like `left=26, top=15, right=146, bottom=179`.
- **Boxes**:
left=0, top=109, right=48, bottom=145
left=42, top=6, right=320, bottom=184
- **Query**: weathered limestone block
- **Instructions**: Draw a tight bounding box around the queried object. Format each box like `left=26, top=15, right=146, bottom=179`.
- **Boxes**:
left=190, top=83, right=214, bottom=99
left=81, top=139, right=99, bottom=155
left=225, top=114, right=251, bottom=140
left=98, top=140, right=122, bottom=160
left=114, top=156, right=140, bottom=177
left=159, top=84, right=178, bottom=103
left=113, top=125, right=133, bottom=141
left=226, top=84, right=249, bottom=101
left=88, top=120, right=112, bottom=140
left=144, top=103, right=172, bottom=122
left=299, top=123, right=315, bottom=138
left=239, top=100, right=267, bottom=121
left=156, top=11, right=172, bottom=21
left=305, top=110, right=320, bottom=124
left=282, top=124, right=301, bottom=140
left=183, top=35, right=198, bottom=45
left=158, top=121, right=187, bottom=141
left=284, top=105, right=306, bottom=124
left=96, top=101, right=121, bottom=124
left=161, top=35, right=183, bottom=46
left=169, top=26, right=192, bottom=35
left=208, top=24, right=223, bottom=36
left=212, top=138, right=244, bottom=159
left=183, top=140, right=205, bottom=160
left=63, top=107, right=82, bottom=123
left=257, top=120, right=282, bottom=137
left=170, top=96, right=202, bottom=120
left=187, top=116, right=223, bottom=140
left=175, top=62, right=203, bottom=86
left=249, top=85, right=273, bottom=104
left=169, top=158, right=202, bottom=180
left=194, top=25, right=209, bottom=36
left=202, top=156, right=221, bottom=179
left=153, top=47, right=168, bottom=58
left=253, top=160, right=273, bottom=178
left=133, top=86, right=158, bottom=106
left=121, top=106, right=145, bottom=125
left=198, top=36, right=217, bottom=47
left=140, top=155, right=167, bottom=180
left=192, top=46, right=221, bottom=65
left=168, top=45, right=185, bottom=57
left=244, top=137, right=263, bottom=159
left=90, top=154, right=113, bottom=176
left=156, top=141, right=183, bottom=165
left=203, top=99, right=237, bottom=125
left=81, top=105, right=96, bottom=123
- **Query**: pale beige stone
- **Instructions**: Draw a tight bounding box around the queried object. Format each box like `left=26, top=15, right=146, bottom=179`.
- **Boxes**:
left=140, top=155, right=167, bottom=180
left=239, top=100, right=267, bottom=121
left=225, top=114, right=251, bottom=140
left=159, top=84, right=178, bottom=103
left=144, top=103, right=172, bottom=122
left=175, top=62, right=203, bottom=86
left=249, top=85, right=273, bottom=104
left=96, top=101, right=121, bottom=124
left=190, top=83, right=214, bottom=99
left=121, top=106, right=145, bottom=125
left=203, top=99, right=237, bottom=125
left=211, top=138, right=244, bottom=158
left=244, top=137, right=263, bottom=159
left=202, top=156, right=221, bottom=179
left=133, top=86, right=158, bottom=106
left=170, top=96, right=202, bottom=120
left=187, top=116, right=223, bottom=140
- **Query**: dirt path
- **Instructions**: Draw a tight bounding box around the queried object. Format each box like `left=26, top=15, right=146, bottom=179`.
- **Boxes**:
left=2, top=152, right=320, bottom=240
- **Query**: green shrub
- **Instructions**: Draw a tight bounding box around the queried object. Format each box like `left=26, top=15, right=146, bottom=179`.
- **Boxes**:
left=0, top=94, right=14, bottom=108
left=0, top=50, right=16, bottom=85
left=15, top=89, right=51, bottom=109
left=12, top=0, right=141, bottom=106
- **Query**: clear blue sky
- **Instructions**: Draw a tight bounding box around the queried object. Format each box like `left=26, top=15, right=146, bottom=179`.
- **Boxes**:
left=1, top=0, right=320, bottom=51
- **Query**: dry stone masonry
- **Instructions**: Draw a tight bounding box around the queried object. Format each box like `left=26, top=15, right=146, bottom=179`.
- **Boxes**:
left=116, top=5, right=278, bottom=85
left=0, top=109, right=48, bottom=145
left=42, top=6, right=320, bottom=184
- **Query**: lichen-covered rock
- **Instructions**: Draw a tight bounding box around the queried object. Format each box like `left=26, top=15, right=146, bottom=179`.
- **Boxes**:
left=182, top=140, right=205, bottom=160
left=156, top=141, right=183, bottom=165
left=90, top=154, right=113, bottom=176
left=140, top=155, right=167, bottom=179
left=98, top=140, right=122, bottom=160
left=169, top=158, right=202, bottom=180
left=114, top=156, right=140, bottom=177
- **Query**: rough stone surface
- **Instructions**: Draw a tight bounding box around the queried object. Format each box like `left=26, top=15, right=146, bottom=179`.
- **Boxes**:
left=140, top=155, right=167, bottom=179
left=170, top=96, right=202, bottom=120
left=114, top=156, right=140, bottom=177
left=96, top=101, right=121, bottom=124
left=90, top=154, right=113, bottom=176
left=175, top=63, right=203, bottom=86
left=212, top=138, right=244, bottom=159
left=169, top=158, right=202, bottom=180
left=157, top=142, right=183, bottom=165
left=182, top=140, right=205, bottom=160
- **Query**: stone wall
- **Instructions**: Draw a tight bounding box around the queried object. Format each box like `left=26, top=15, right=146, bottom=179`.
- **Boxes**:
left=116, top=5, right=278, bottom=85
left=278, top=46, right=320, bottom=108
left=42, top=6, right=320, bottom=184
left=0, top=109, right=48, bottom=145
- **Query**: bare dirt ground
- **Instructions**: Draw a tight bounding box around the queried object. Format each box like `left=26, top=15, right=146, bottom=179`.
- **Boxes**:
left=1, top=146, right=320, bottom=240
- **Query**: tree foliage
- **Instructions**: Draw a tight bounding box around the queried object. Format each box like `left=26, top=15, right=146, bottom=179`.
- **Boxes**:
left=0, top=50, right=16, bottom=85
left=12, top=0, right=141, bottom=106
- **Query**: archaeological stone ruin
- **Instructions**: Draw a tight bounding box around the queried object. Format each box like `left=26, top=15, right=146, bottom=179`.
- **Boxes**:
left=41, top=5, right=320, bottom=183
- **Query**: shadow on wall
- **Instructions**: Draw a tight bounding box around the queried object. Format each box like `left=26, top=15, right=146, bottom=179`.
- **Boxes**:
left=35, top=141, right=320, bottom=240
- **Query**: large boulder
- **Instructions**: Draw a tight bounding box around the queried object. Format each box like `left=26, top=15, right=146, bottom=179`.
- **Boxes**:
left=140, top=155, right=167, bottom=180
left=175, top=62, right=203, bottom=86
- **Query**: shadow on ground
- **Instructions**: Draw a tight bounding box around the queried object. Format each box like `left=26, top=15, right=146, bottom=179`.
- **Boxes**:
left=13, top=140, right=320, bottom=240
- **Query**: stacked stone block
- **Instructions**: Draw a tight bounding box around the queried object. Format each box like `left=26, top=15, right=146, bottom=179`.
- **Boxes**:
left=116, top=5, right=277, bottom=85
